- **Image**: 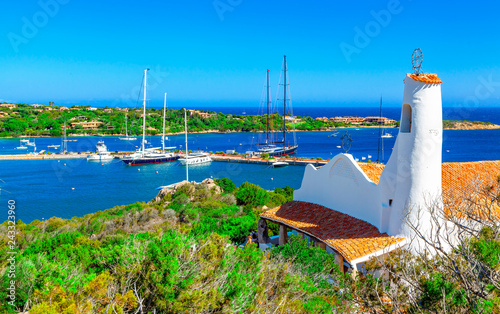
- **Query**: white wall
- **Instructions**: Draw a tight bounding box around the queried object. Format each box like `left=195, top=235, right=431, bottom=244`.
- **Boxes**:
left=293, top=73, right=444, bottom=254
left=379, top=74, right=443, bottom=239
left=294, top=154, right=383, bottom=231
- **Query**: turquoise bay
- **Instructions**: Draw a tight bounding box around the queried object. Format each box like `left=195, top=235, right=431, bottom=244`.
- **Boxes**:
left=1, top=128, right=500, bottom=223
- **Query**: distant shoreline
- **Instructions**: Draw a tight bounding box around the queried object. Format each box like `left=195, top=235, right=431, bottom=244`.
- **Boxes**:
left=1, top=122, right=498, bottom=139
left=0, top=126, right=399, bottom=139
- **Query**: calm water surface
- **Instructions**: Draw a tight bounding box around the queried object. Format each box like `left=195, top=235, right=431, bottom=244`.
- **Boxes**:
left=2, top=111, right=500, bottom=223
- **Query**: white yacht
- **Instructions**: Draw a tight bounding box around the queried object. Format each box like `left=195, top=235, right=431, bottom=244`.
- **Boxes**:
left=178, top=109, right=211, bottom=166
left=87, top=141, right=114, bottom=161
left=271, top=161, right=289, bottom=168
left=179, top=151, right=212, bottom=166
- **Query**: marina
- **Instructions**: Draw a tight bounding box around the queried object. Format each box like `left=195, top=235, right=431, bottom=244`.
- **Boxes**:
left=3, top=126, right=500, bottom=225
left=2, top=127, right=500, bottom=163
left=0, top=151, right=327, bottom=166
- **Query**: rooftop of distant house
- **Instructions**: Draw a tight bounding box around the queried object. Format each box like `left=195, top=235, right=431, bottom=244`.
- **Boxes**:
left=316, top=116, right=397, bottom=124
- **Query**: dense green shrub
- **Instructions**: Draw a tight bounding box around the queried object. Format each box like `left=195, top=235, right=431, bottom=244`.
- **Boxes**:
left=267, top=192, right=287, bottom=207
left=271, top=235, right=338, bottom=277
left=172, top=193, right=190, bottom=205
left=274, top=186, right=294, bottom=203
left=173, top=183, right=195, bottom=198
left=235, top=182, right=269, bottom=207
left=215, top=178, right=236, bottom=193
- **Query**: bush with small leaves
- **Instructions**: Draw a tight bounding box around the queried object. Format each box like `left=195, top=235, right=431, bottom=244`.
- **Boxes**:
left=235, top=182, right=269, bottom=207
left=220, top=194, right=236, bottom=206
left=214, top=178, right=236, bottom=193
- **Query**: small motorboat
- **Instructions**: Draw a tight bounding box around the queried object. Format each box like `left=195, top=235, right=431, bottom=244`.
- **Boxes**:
left=271, top=161, right=289, bottom=168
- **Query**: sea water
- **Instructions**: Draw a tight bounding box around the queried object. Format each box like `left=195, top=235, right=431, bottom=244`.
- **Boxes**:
left=2, top=108, right=500, bottom=223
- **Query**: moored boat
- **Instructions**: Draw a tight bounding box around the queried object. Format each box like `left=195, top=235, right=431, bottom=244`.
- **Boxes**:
left=121, top=73, right=178, bottom=166
left=87, top=141, right=114, bottom=161
left=271, top=161, right=289, bottom=168
left=256, top=56, right=298, bottom=158
left=119, top=114, right=137, bottom=141
left=178, top=152, right=212, bottom=166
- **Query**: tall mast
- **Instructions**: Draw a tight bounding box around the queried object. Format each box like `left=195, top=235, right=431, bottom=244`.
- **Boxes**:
left=125, top=114, right=128, bottom=136
left=163, top=92, right=167, bottom=151
left=266, top=69, right=270, bottom=146
left=283, top=55, right=287, bottom=150
left=184, top=108, right=189, bottom=182
left=63, top=121, right=67, bottom=153
left=141, top=68, right=149, bottom=156
left=377, top=96, right=382, bottom=163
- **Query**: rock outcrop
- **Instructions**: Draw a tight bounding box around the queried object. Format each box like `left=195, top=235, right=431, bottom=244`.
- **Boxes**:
left=149, top=178, right=222, bottom=205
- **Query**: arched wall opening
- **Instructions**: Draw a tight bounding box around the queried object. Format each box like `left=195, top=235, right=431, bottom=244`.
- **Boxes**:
left=400, top=104, right=412, bottom=133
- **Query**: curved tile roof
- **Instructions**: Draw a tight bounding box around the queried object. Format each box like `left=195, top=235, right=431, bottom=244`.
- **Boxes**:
left=261, top=201, right=405, bottom=263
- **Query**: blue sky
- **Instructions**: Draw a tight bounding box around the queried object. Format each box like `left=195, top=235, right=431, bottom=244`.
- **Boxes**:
left=1, top=0, right=500, bottom=108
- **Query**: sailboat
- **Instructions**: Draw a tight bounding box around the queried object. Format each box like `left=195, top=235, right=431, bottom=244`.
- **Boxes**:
left=376, top=97, right=386, bottom=163
left=26, top=138, right=36, bottom=147
left=61, top=121, right=68, bottom=153
left=119, top=113, right=137, bottom=141
left=155, top=109, right=191, bottom=190
left=121, top=70, right=178, bottom=166
left=257, top=55, right=298, bottom=157
left=15, top=139, right=28, bottom=150
left=161, top=93, right=169, bottom=145
left=178, top=108, right=212, bottom=166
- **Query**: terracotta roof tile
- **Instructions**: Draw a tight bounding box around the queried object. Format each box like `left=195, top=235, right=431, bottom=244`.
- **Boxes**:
left=358, top=163, right=385, bottom=184
left=347, top=160, right=500, bottom=218
left=408, top=73, right=443, bottom=84
left=261, top=201, right=405, bottom=263
left=442, top=161, right=500, bottom=219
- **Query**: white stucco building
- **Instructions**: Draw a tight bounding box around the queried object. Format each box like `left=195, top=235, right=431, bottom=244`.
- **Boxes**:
left=259, top=70, right=500, bottom=274
left=296, top=73, right=443, bottom=238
